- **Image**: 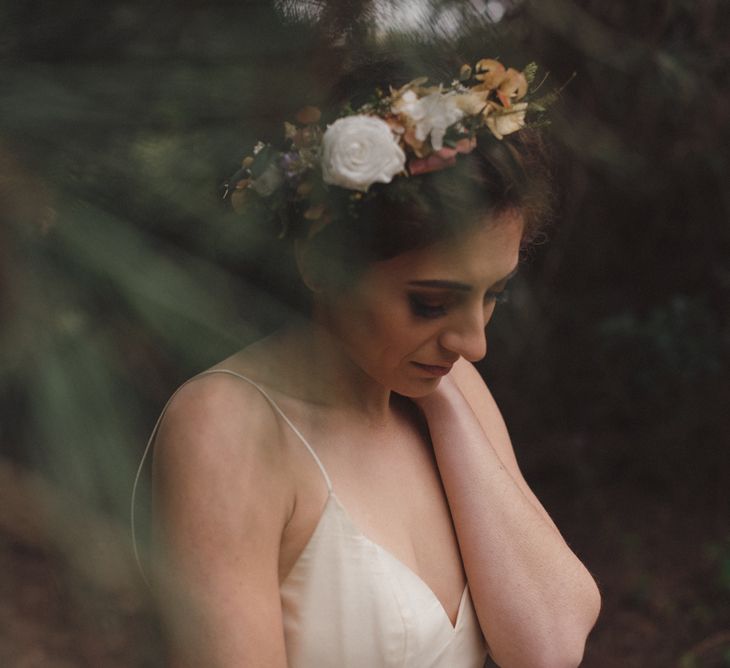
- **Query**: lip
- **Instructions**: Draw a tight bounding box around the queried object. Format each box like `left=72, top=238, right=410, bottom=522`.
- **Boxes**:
left=412, top=362, right=453, bottom=377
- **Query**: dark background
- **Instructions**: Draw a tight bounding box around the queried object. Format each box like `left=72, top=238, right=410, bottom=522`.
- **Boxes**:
left=1, top=1, right=728, bottom=666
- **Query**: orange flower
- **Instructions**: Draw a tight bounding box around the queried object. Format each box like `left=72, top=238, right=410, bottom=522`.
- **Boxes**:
left=497, top=69, right=528, bottom=108
left=473, top=59, right=506, bottom=90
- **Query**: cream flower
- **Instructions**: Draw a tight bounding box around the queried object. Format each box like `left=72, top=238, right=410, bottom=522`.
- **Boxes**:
left=321, top=115, right=406, bottom=192
left=393, top=88, right=464, bottom=151
left=454, top=90, right=489, bottom=115
left=485, top=102, right=528, bottom=140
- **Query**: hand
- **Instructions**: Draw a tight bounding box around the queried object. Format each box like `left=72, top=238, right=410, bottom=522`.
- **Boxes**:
left=411, top=372, right=466, bottom=419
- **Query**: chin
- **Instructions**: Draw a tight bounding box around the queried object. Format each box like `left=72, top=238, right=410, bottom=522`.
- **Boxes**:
left=392, top=377, right=442, bottom=398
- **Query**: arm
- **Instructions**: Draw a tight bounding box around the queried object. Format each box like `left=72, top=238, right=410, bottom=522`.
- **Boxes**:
left=150, top=374, right=292, bottom=667
left=415, top=359, right=600, bottom=668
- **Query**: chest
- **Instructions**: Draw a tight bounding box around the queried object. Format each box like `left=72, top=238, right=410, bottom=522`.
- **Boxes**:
left=279, top=492, right=487, bottom=667
left=278, top=409, right=467, bottom=626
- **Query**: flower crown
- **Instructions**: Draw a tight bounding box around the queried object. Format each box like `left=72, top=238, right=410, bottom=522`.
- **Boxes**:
left=224, top=58, right=551, bottom=238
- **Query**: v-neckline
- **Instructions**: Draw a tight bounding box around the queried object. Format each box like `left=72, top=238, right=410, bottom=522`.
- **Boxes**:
left=331, top=493, right=468, bottom=630
left=284, top=491, right=469, bottom=631
left=207, top=369, right=469, bottom=629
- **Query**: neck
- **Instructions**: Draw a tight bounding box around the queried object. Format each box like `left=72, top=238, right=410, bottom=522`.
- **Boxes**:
left=267, top=318, right=394, bottom=423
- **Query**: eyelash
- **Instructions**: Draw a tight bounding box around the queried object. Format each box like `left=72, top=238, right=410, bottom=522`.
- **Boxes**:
left=409, top=296, right=448, bottom=319
left=409, top=291, right=509, bottom=319
left=489, top=290, right=510, bottom=305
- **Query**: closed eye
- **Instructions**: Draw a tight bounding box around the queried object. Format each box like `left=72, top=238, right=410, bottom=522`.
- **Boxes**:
left=408, top=294, right=449, bottom=319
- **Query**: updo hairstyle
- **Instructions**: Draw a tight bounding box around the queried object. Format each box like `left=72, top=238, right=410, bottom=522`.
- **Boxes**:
left=239, top=54, right=553, bottom=315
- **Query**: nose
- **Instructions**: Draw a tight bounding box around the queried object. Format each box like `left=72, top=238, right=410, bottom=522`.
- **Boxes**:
left=438, top=306, right=489, bottom=362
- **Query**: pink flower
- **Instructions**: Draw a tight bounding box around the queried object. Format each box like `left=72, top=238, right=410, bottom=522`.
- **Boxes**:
left=407, top=137, right=477, bottom=176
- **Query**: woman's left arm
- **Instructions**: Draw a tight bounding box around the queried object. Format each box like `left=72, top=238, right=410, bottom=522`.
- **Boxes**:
left=415, top=359, right=601, bottom=668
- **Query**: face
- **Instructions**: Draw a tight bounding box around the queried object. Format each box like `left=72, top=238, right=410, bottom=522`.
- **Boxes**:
left=315, top=209, right=524, bottom=396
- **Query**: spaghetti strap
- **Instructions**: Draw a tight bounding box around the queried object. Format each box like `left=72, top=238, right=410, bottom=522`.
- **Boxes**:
left=130, top=367, right=333, bottom=585
left=198, top=369, right=333, bottom=491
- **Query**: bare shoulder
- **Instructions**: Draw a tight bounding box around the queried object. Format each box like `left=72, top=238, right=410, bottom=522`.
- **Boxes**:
left=150, top=371, right=293, bottom=664
left=158, top=371, right=288, bottom=461
left=153, top=373, right=294, bottom=545
left=154, top=373, right=292, bottom=498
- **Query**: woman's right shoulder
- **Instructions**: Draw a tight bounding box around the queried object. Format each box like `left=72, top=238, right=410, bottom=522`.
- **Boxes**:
left=153, top=370, right=293, bottom=493
left=164, top=370, right=279, bottom=431
left=150, top=370, right=293, bottom=665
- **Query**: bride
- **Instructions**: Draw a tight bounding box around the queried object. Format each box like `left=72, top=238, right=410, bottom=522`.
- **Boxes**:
left=133, top=54, right=600, bottom=667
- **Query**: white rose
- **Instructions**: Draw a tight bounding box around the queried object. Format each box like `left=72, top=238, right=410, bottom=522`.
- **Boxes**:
left=250, top=162, right=283, bottom=196
left=394, top=88, right=464, bottom=151
left=485, top=102, right=528, bottom=140
left=321, top=115, right=406, bottom=192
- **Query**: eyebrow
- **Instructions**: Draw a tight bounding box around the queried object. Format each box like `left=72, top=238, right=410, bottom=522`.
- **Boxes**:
left=407, top=266, right=519, bottom=292
left=407, top=279, right=472, bottom=292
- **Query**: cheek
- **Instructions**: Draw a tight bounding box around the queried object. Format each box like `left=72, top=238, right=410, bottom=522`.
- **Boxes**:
left=338, top=298, right=427, bottom=366
left=362, top=306, right=415, bottom=357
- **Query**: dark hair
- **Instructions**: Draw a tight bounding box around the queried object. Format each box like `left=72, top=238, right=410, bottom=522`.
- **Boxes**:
left=306, top=125, right=553, bottom=263
left=239, top=55, right=554, bottom=315
left=302, top=59, right=552, bottom=287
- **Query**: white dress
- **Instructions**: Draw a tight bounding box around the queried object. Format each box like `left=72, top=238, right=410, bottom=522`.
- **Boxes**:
left=132, top=369, right=489, bottom=667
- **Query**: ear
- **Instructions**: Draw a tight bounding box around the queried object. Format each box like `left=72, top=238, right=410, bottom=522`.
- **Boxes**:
left=294, top=238, right=324, bottom=294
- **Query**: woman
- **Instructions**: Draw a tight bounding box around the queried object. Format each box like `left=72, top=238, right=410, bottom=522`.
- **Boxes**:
left=133, top=55, right=601, bottom=667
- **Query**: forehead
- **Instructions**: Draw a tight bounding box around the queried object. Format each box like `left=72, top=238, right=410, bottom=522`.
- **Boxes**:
left=364, top=211, right=524, bottom=287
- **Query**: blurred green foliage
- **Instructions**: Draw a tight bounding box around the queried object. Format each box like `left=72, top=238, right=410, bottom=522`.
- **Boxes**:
left=0, top=2, right=728, bottom=666
left=0, top=0, right=728, bottom=523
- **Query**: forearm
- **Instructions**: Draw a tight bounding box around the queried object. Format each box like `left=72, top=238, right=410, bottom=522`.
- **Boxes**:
left=419, top=387, right=600, bottom=667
